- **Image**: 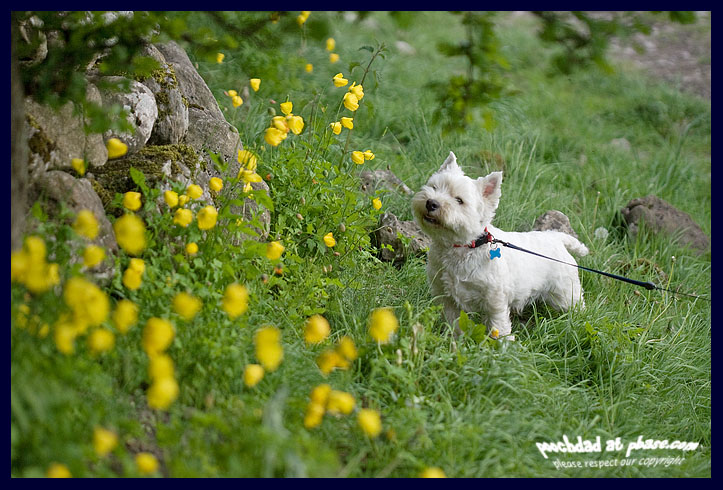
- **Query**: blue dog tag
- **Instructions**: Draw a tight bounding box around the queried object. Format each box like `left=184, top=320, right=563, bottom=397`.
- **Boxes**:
left=489, top=247, right=501, bottom=260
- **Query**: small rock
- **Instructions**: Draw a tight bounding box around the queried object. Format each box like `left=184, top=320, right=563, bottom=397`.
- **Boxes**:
left=620, top=195, right=709, bottom=255
left=532, top=210, right=579, bottom=238
left=609, top=137, right=632, bottom=152
left=359, top=169, right=413, bottom=196
left=373, top=212, right=430, bottom=263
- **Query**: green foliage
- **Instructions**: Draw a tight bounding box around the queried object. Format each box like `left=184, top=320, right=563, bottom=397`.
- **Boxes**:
left=11, top=11, right=710, bottom=478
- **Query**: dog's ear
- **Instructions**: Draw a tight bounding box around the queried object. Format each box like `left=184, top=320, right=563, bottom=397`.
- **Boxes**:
left=478, top=171, right=502, bottom=206
left=438, top=151, right=461, bottom=174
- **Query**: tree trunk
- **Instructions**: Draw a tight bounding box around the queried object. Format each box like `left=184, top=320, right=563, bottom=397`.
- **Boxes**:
left=11, top=23, right=28, bottom=252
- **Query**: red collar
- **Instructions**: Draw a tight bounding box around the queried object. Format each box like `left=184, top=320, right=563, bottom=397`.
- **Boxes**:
left=453, top=227, right=494, bottom=248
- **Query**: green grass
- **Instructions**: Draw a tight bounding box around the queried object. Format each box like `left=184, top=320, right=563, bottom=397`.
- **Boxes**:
left=11, top=12, right=710, bottom=478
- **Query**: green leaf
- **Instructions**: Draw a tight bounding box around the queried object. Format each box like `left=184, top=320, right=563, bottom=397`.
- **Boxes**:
left=129, top=166, right=149, bottom=195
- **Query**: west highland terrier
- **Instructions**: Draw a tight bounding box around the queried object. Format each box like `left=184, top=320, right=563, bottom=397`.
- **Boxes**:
left=412, top=151, right=589, bottom=339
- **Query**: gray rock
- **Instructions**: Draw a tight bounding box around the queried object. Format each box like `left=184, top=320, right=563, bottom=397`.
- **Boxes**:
left=532, top=210, right=579, bottom=238
left=25, top=94, right=109, bottom=178
left=30, top=170, right=118, bottom=254
left=100, top=77, right=158, bottom=155
left=374, top=212, right=430, bottom=263
left=610, top=137, right=632, bottom=152
left=620, top=195, right=710, bottom=254
left=360, top=169, right=413, bottom=195
left=184, top=107, right=242, bottom=179
left=155, top=41, right=225, bottom=121
left=140, top=44, right=189, bottom=145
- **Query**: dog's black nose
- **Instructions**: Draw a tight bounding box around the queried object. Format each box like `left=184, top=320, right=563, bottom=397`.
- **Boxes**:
left=426, top=199, right=440, bottom=212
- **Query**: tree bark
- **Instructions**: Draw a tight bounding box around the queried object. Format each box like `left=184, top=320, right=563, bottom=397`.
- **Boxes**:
left=11, top=22, right=28, bottom=252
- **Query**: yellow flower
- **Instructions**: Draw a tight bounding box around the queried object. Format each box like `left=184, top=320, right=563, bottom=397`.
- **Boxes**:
left=187, top=184, right=203, bottom=200
left=326, top=37, right=336, bottom=51
left=71, top=158, right=85, bottom=176
left=358, top=409, right=382, bottom=438
left=341, top=117, right=354, bottom=129
left=123, top=191, right=142, bottom=211
left=142, top=317, right=175, bottom=356
left=363, top=150, right=375, bottom=160
left=222, top=283, right=248, bottom=319
left=332, top=72, right=348, bottom=87
left=372, top=197, right=382, bottom=210
left=287, top=115, right=304, bottom=135
left=232, top=95, right=243, bottom=108
left=343, top=92, right=359, bottom=111
left=216, top=52, right=225, bottom=63
left=24, top=235, right=46, bottom=260
left=420, top=467, right=447, bottom=478
left=330, top=121, right=342, bottom=135
left=122, top=268, right=141, bottom=290
left=185, top=242, right=199, bottom=255
left=197, top=205, right=218, bottom=230
left=227, top=89, right=238, bottom=97
left=329, top=53, right=340, bottom=64
left=135, top=452, right=159, bottom=475
left=336, top=336, right=358, bottom=361
left=368, top=307, right=399, bottom=344
left=46, top=463, right=72, bottom=478
left=88, top=328, right=115, bottom=355
left=54, top=322, right=77, bottom=355
left=266, top=241, right=285, bottom=260
left=323, top=232, right=336, bottom=248
left=173, top=208, right=193, bottom=228
left=326, top=390, right=355, bottom=415
left=264, top=127, right=286, bottom=146
left=93, top=427, right=118, bottom=457
left=250, top=78, right=261, bottom=92
left=280, top=101, right=293, bottom=116
left=348, top=82, right=364, bottom=100
left=255, top=326, right=283, bottom=372
left=178, top=194, right=190, bottom=207
left=238, top=149, right=258, bottom=171
left=305, top=63, right=313, bottom=73
left=164, top=190, right=179, bottom=208
left=81, top=245, right=105, bottom=268
left=208, top=178, right=223, bottom=193
left=147, top=376, right=179, bottom=410
left=10, top=250, right=28, bottom=283
left=73, top=209, right=99, bottom=240
left=63, top=276, right=109, bottom=327
left=129, top=258, right=145, bottom=274
left=310, top=384, right=332, bottom=406
left=304, top=401, right=325, bottom=429
left=351, top=151, right=365, bottom=164
left=297, top=11, right=310, bottom=25
left=243, top=364, right=265, bottom=387
left=149, top=354, right=174, bottom=380
left=173, top=292, right=202, bottom=321
left=271, top=116, right=289, bottom=134
left=106, top=138, right=128, bottom=159
left=112, top=299, right=138, bottom=334
left=304, top=314, right=331, bottom=344
left=316, top=349, right=347, bottom=375
left=113, top=213, right=146, bottom=255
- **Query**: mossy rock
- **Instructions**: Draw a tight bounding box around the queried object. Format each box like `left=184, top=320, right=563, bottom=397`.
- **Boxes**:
left=91, top=143, right=202, bottom=215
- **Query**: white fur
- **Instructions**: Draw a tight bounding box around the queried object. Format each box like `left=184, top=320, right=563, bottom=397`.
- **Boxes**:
left=412, top=151, right=589, bottom=339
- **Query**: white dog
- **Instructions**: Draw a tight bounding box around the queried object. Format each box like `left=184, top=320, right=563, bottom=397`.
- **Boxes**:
left=412, top=151, right=589, bottom=339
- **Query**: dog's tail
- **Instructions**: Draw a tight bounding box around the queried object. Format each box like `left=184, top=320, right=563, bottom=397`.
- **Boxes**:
left=560, top=233, right=589, bottom=257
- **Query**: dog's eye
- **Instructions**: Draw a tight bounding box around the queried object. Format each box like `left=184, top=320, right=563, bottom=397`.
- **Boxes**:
left=431, top=185, right=437, bottom=191
left=456, top=197, right=464, bottom=205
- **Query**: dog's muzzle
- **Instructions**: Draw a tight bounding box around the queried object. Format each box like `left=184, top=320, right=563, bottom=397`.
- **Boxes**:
left=423, top=199, right=441, bottom=225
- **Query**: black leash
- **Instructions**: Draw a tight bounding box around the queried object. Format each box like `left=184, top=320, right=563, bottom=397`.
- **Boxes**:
left=460, top=229, right=710, bottom=302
